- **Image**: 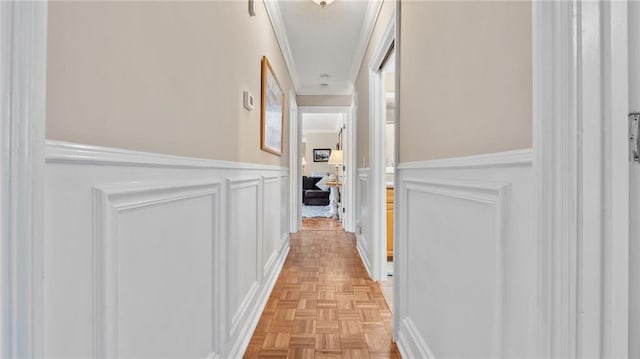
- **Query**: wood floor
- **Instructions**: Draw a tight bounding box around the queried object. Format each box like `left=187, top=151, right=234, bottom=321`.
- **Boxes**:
left=301, top=218, right=344, bottom=231
left=243, top=221, right=400, bottom=359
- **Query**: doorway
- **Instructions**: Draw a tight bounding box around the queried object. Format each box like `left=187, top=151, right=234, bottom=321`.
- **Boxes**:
left=366, top=8, right=396, bottom=287
left=380, top=53, right=396, bottom=306
left=294, top=106, right=355, bottom=233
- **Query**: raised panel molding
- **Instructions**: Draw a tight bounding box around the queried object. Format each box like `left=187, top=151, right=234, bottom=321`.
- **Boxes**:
left=225, top=177, right=262, bottom=339
left=44, top=142, right=290, bottom=358
left=263, top=176, right=281, bottom=276
left=395, top=174, right=511, bottom=358
left=92, top=180, right=222, bottom=359
left=356, top=169, right=371, bottom=277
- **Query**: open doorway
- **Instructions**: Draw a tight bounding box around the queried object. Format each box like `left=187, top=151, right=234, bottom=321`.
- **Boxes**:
left=365, top=8, right=397, bottom=305
left=380, top=53, right=396, bottom=306
left=295, top=106, right=355, bottom=232
left=301, top=112, right=344, bottom=229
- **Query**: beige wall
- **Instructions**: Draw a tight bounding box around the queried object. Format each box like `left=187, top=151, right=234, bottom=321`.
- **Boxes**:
left=296, top=95, right=352, bottom=107
left=46, top=1, right=294, bottom=166
left=354, top=0, right=396, bottom=169
left=304, top=132, right=337, bottom=176
left=400, top=1, right=532, bottom=162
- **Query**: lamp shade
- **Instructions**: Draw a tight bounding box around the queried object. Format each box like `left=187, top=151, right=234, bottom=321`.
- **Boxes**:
left=328, top=150, right=343, bottom=165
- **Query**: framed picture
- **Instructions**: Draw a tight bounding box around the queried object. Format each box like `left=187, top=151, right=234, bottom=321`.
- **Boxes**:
left=313, top=148, right=331, bottom=162
left=261, top=56, right=285, bottom=156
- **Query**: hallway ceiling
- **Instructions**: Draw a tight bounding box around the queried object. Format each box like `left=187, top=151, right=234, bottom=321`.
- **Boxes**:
left=302, top=113, right=343, bottom=134
left=265, top=0, right=382, bottom=96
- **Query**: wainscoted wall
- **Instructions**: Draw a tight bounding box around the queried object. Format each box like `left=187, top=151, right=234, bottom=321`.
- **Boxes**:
left=355, top=168, right=371, bottom=276
left=393, top=149, right=536, bottom=358
left=43, top=141, right=290, bottom=359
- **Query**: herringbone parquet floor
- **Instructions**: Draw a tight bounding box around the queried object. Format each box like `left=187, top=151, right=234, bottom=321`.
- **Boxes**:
left=243, top=220, right=400, bottom=359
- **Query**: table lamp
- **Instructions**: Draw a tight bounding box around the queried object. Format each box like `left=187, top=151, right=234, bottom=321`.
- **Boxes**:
left=327, top=150, right=343, bottom=181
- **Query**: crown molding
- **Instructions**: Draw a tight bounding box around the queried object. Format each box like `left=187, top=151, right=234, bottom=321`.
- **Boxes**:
left=263, top=0, right=302, bottom=92
left=265, top=0, right=382, bottom=97
left=348, top=0, right=384, bottom=90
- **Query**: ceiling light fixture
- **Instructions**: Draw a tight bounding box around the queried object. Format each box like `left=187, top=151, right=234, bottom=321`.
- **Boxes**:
left=312, top=0, right=335, bottom=8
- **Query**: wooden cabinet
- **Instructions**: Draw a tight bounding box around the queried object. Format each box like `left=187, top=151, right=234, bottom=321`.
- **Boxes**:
left=386, top=187, right=394, bottom=259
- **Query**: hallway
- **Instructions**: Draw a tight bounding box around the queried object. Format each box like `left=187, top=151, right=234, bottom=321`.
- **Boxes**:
left=243, top=224, right=399, bottom=359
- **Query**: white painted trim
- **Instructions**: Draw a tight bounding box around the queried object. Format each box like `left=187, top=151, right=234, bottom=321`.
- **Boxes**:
left=347, top=0, right=383, bottom=93
left=263, top=0, right=382, bottom=97
left=397, top=177, right=511, bottom=357
left=533, top=0, right=630, bottom=356
left=299, top=106, right=355, bottom=232
left=600, top=2, right=629, bottom=355
left=225, top=176, right=263, bottom=340
left=367, top=8, right=396, bottom=282
left=46, top=141, right=288, bottom=172
left=355, top=168, right=370, bottom=278
left=396, top=318, right=436, bottom=359
left=226, top=235, right=290, bottom=359
left=343, top=96, right=358, bottom=232
left=288, top=91, right=301, bottom=233
left=533, top=2, right=579, bottom=355
left=0, top=1, right=47, bottom=357
left=263, top=0, right=301, bottom=93
left=397, top=149, right=533, bottom=170
left=91, top=181, right=222, bottom=358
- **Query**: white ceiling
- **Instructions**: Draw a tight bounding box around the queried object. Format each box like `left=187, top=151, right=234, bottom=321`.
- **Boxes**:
left=302, top=113, right=343, bottom=134
left=265, top=0, right=382, bottom=95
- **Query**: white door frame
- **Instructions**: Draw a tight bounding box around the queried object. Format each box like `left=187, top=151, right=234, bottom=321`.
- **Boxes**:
left=288, top=91, right=300, bottom=233
left=344, top=96, right=358, bottom=233
left=297, top=106, right=355, bottom=232
left=0, top=1, right=47, bottom=357
left=533, top=0, right=629, bottom=356
left=368, top=9, right=395, bottom=282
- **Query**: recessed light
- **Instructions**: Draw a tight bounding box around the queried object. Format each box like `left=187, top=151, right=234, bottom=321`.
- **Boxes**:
left=321, top=83, right=329, bottom=87
left=320, top=73, right=330, bottom=79
left=312, top=0, right=335, bottom=8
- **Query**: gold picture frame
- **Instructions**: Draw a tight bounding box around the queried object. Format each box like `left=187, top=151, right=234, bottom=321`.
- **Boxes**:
left=261, top=56, right=285, bottom=156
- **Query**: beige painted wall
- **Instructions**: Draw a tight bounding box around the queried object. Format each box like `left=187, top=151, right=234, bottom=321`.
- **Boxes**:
left=400, top=1, right=532, bottom=162
left=354, top=0, right=396, bottom=169
left=46, top=1, right=294, bottom=166
left=304, top=132, right=337, bottom=176
left=296, top=95, right=352, bottom=107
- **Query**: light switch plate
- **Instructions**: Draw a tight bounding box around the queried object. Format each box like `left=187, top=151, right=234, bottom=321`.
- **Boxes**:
left=243, top=91, right=254, bottom=111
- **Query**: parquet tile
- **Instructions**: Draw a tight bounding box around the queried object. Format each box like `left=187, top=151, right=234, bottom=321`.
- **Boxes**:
left=244, top=220, right=401, bottom=359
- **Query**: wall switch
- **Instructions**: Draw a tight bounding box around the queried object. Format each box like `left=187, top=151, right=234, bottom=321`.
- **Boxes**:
left=243, top=91, right=255, bottom=111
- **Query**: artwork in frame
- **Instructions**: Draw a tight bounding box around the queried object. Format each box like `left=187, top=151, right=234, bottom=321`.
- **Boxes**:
left=313, top=148, right=332, bottom=162
left=261, top=56, right=285, bottom=156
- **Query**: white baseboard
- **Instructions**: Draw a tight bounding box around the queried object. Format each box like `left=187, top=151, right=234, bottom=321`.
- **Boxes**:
left=396, top=317, right=437, bottom=359
left=226, top=234, right=290, bottom=358
left=356, top=233, right=372, bottom=279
